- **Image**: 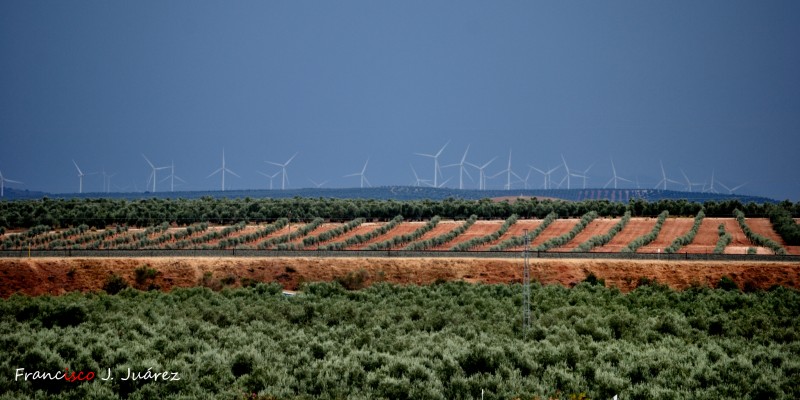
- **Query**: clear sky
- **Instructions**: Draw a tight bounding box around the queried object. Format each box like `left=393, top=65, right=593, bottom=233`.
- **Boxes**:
left=1, top=1, right=798, bottom=200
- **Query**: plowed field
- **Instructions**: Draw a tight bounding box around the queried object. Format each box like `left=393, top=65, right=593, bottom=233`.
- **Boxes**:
left=551, top=218, right=620, bottom=252
left=638, top=218, right=695, bottom=253
left=592, top=218, right=656, bottom=252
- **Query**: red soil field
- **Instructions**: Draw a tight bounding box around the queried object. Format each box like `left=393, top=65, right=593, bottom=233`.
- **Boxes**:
left=431, top=221, right=502, bottom=250
left=406, top=220, right=461, bottom=244
left=347, top=222, right=421, bottom=250
left=718, top=219, right=771, bottom=254
left=637, top=218, right=695, bottom=253
left=473, top=219, right=543, bottom=250
left=521, top=219, right=580, bottom=250
left=551, top=218, right=621, bottom=252
left=2, top=257, right=798, bottom=298
left=314, top=222, right=384, bottom=247
left=593, top=218, right=657, bottom=252
left=283, top=223, right=342, bottom=247
left=746, top=218, right=800, bottom=255
left=682, top=217, right=729, bottom=254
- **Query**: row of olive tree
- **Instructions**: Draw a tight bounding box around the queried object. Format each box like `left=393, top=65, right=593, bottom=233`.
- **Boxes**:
left=768, top=205, right=800, bottom=245
left=621, top=211, right=669, bottom=253
left=714, top=223, right=732, bottom=254
left=300, top=218, right=365, bottom=248
left=734, top=209, right=787, bottom=255
left=664, top=210, right=705, bottom=253
left=365, top=216, right=441, bottom=250
left=572, top=211, right=632, bottom=252
left=259, top=218, right=325, bottom=250
left=403, top=215, right=478, bottom=251
left=532, top=211, right=597, bottom=252
left=489, top=212, right=558, bottom=251
left=321, top=215, right=404, bottom=250
left=451, top=214, right=518, bottom=251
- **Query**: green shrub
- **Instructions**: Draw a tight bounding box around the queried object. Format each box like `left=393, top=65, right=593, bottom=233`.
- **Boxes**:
left=717, top=276, right=739, bottom=291
left=622, top=210, right=669, bottom=253
left=103, top=274, right=129, bottom=294
left=735, top=209, right=787, bottom=255
left=665, top=210, right=705, bottom=253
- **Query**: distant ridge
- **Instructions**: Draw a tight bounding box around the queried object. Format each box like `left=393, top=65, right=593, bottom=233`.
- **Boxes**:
left=1, top=186, right=778, bottom=204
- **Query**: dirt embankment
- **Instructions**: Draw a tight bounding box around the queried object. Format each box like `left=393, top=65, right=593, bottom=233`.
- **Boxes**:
left=1, top=257, right=798, bottom=298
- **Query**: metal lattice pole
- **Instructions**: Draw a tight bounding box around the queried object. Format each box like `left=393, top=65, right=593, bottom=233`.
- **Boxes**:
left=522, top=229, right=531, bottom=339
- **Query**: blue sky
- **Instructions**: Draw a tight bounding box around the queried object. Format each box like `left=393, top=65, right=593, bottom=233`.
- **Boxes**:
left=1, top=1, right=798, bottom=199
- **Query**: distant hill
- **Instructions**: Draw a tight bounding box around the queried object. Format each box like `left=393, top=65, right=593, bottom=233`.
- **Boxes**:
left=0, top=186, right=778, bottom=204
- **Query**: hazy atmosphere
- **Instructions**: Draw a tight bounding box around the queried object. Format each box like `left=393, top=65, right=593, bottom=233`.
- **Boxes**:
left=1, top=1, right=798, bottom=200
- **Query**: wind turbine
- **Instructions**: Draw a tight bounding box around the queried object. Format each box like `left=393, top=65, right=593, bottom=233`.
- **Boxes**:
left=266, top=153, right=297, bottom=190
left=560, top=154, right=572, bottom=190
left=72, top=160, right=96, bottom=194
left=680, top=169, right=704, bottom=193
left=442, top=144, right=473, bottom=190
left=344, top=158, right=371, bottom=188
left=531, top=165, right=561, bottom=189
left=161, top=161, right=186, bottom=192
left=258, top=171, right=281, bottom=190
left=466, top=157, right=496, bottom=190
left=703, top=170, right=720, bottom=193
left=414, top=141, right=449, bottom=188
left=142, top=155, right=168, bottom=193
left=719, top=181, right=747, bottom=195
left=604, top=158, right=632, bottom=189
left=489, top=149, right=522, bottom=190
left=654, top=160, right=681, bottom=190
left=101, top=169, right=117, bottom=193
left=410, top=165, right=432, bottom=187
left=207, top=149, right=240, bottom=191
left=308, top=179, right=328, bottom=188
left=0, top=170, right=22, bottom=197
left=571, top=163, right=594, bottom=189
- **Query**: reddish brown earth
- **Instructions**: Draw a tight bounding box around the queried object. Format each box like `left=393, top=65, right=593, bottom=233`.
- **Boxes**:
left=284, top=223, right=342, bottom=247
left=525, top=219, right=580, bottom=250
left=2, top=257, right=798, bottom=298
left=718, top=219, right=772, bottom=255
left=594, top=218, right=657, bottom=252
left=432, top=221, right=502, bottom=250
left=474, top=219, right=543, bottom=250
left=682, top=218, right=729, bottom=254
left=747, top=218, right=800, bottom=255
left=638, top=218, right=695, bottom=253
left=314, top=222, right=384, bottom=247
left=408, top=220, right=461, bottom=244
left=348, top=222, right=420, bottom=250
left=551, top=218, right=620, bottom=252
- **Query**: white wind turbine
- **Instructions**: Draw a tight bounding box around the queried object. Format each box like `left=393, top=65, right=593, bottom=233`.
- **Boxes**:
left=604, top=158, right=632, bottom=189
left=655, top=160, right=681, bottom=190
left=142, top=155, right=168, bottom=193
left=466, top=157, right=496, bottom=191
left=207, top=149, right=240, bottom=191
left=258, top=171, right=281, bottom=190
left=571, top=163, right=594, bottom=189
left=161, top=161, right=186, bottom=192
left=680, top=169, right=704, bottom=193
left=72, top=160, right=96, bottom=194
left=442, top=144, right=473, bottom=190
left=410, top=165, right=432, bottom=187
left=531, top=165, right=561, bottom=189
left=0, top=170, right=22, bottom=197
left=719, top=181, right=747, bottom=195
left=414, top=141, right=449, bottom=188
left=489, top=149, right=522, bottom=190
left=101, top=168, right=117, bottom=193
left=308, top=179, right=328, bottom=188
left=344, top=158, right=371, bottom=188
left=266, top=153, right=297, bottom=190
left=703, top=170, right=720, bottom=193
left=560, top=154, right=573, bottom=190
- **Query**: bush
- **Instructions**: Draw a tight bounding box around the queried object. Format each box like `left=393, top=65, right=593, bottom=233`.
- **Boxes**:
left=735, top=209, right=787, bottom=255
left=713, top=224, right=732, bottom=254
left=665, top=210, right=705, bottom=253
left=573, top=211, right=631, bottom=252
left=490, top=212, right=557, bottom=251
left=532, top=211, right=597, bottom=252
left=622, top=210, right=669, bottom=253
left=451, top=214, right=518, bottom=251
left=103, top=274, right=129, bottom=294
left=717, top=276, right=739, bottom=291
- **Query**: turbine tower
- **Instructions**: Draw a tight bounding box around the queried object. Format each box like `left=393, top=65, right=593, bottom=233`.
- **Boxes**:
left=414, top=141, right=449, bottom=188
left=680, top=169, right=703, bottom=193
left=560, top=154, right=572, bottom=190
left=258, top=171, right=281, bottom=190
left=142, top=155, right=168, bottom=193
left=531, top=165, right=561, bottom=189
left=344, top=158, right=371, bottom=188
left=410, top=165, right=432, bottom=187
left=571, top=163, right=594, bottom=189
left=654, top=160, right=680, bottom=190
left=72, top=160, right=95, bottom=194
left=466, top=157, right=496, bottom=190
left=0, top=170, right=22, bottom=197
left=161, top=161, right=186, bottom=192
left=604, top=158, right=631, bottom=189
left=266, top=153, right=298, bottom=190
left=207, top=149, right=240, bottom=191
left=442, top=144, right=473, bottom=190
left=703, top=170, right=720, bottom=193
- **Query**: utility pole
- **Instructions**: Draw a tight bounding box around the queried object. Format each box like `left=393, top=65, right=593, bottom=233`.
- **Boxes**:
left=522, top=229, right=531, bottom=339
